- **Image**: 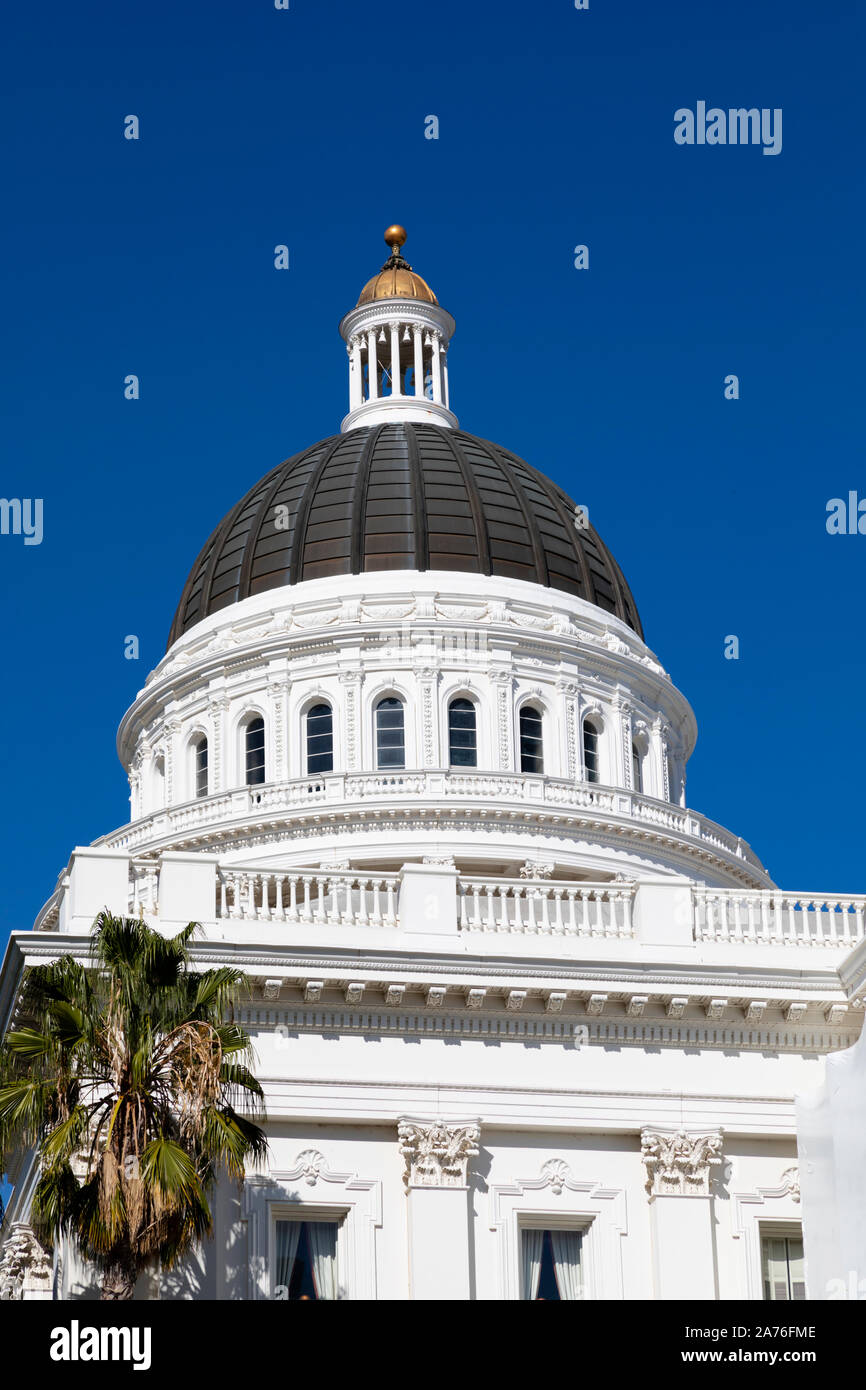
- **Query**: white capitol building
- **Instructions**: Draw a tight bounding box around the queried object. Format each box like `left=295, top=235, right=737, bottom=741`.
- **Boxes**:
left=1, top=227, right=864, bottom=1302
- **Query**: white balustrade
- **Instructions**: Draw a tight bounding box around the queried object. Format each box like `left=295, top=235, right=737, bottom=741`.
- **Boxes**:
left=97, top=772, right=766, bottom=875
left=456, top=878, right=635, bottom=938
left=693, top=889, right=866, bottom=948
left=216, top=868, right=400, bottom=928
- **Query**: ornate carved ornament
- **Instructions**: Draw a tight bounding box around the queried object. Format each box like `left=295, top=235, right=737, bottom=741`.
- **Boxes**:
left=397, top=1117, right=481, bottom=1190
left=640, top=1128, right=724, bottom=1198
left=0, top=1224, right=52, bottom=1301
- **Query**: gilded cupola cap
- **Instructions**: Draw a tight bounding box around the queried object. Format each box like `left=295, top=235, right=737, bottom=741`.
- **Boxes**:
left=356, top=225, right=438, bottom=306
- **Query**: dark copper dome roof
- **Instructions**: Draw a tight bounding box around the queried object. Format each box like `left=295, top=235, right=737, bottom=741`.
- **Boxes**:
left=168, top=424, right=642, bottom=648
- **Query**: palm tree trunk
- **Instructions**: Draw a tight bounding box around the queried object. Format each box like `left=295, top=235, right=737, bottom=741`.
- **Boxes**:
left=100, top=1257, right=138, bottom=1300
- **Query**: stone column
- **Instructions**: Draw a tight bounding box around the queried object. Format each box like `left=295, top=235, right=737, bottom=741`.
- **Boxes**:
left=641, top=1128, right=724, bottom=1300
left=398, top=1118, right=481, bottom=1300
left=556, top=679, right=579, bottom=779
left=413, top=324, right=424, bottom=398
left=431, top=333, right=443, bottom=403
left=349, top=337, right=363, bottom=410
left=208, top=697, right=229, bottom=792
left=389, top=321, right=402, bottom=396
left=490, top=668, right=514, bottom=771
left=367, top=330, right=378, bottom=399
left=164, top=718, right=181, bottom=805
left=442, top=349, right=450, bottom=408
left=268, top=676, right=287, bottom=782
left=414, top=666, right=440, bottom=767
left=339, top=668, right=363, bottom=772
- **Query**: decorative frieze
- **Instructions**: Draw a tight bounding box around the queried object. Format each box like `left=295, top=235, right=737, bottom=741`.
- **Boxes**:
left=397, top=1117, right=481, bottom=1189
left=641, top=1129, right=724, bottom=1197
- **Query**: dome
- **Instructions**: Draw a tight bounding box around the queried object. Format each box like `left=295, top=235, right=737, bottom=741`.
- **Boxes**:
left=356, top=265, right=438, bottom=306
left=355, top=225, right=438, bottom=305
left=168, top=423, right=643, bottom=647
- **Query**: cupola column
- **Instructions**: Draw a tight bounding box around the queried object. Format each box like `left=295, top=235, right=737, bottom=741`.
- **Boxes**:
left=413, top=324, right=424, bottom=399
left=431, top=333, right=443, bottom=404
left=442, top=349, right=450, bottom=409
left=390, top=321, right=402, bottom=397
left=366, top=329, right=378, bottom=401
left=349, top=338, right=363, bottom=411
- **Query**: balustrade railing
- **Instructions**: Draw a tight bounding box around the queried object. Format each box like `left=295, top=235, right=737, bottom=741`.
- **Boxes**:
left=693, top=889, right=866, bottom=947
left=215, top=868, right=399, bottom=927
left=457, top=878, right=635, bottom=938
left=96, top=772, right=765, bottom=875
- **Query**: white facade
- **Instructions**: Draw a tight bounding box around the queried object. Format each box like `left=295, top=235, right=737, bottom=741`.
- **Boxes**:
left=1, top=232, right=864, bottom=1303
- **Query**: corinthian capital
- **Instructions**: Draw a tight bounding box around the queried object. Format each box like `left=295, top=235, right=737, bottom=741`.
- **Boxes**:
left=640, top=1128, right=724, bottom=1197
left=397, top=1117, right=481, bottom=1189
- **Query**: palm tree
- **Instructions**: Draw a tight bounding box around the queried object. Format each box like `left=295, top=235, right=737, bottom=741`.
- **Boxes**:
left=0, top=911, right=268, bottom=1299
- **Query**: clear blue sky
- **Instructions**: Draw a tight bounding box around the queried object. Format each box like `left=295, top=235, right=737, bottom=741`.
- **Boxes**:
left=1, top=0, right=863, bottom=951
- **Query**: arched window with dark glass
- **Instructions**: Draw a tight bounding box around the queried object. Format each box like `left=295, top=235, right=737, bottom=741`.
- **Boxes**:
left=519, top=705, right=544, bottom=774
left=245, top=716, right=266, bottom=786
left=631, top=741, right=643, bottom=794
left=194, top=736, right=208, bottom=798
left=583, top=718, right=600, bottom=784
left=375, top=697, right=405, bottom=770
left=448, top=698, right=477, bottom=768
left=307, top=703, right=333, bottom=775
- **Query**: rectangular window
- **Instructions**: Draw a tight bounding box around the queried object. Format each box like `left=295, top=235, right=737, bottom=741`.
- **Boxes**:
left=761, top=1233, right=805, bottom=1301
left=522, top=1227, right=584, bottom=1300
left=274, top=1219, right=339, bottom=1301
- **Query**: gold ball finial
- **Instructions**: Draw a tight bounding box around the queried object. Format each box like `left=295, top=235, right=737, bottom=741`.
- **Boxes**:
left=384, top=224, right=407, bottom=250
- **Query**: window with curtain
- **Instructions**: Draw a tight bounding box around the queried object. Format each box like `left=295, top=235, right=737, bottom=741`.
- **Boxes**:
left=376, top=697, right=405, bottom=770
left=631, top=741, right=642, bottom=794
left=448, top=698, right=477, bottom=767
left=245, top=716, right=266, bottom=786
left=519, top=706, right=544, bottom=773
left=194, top=736, right=208, bottom=798
left=522, top=1228, right=584, bottom=1300
left=306, top=703, right=334, bottom=775
left=761, top=1234, right=805, bottom=1300
left=274, top=1220, right=339, bottom=1301
left=583, top=719, right=600, bottom=783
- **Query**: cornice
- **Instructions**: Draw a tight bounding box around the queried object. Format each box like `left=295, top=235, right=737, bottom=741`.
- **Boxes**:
left=96, top=795, right=770, bottom=889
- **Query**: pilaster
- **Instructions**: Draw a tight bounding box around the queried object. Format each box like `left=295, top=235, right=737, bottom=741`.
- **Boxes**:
left=398, top=1118, right=481, bottom=1301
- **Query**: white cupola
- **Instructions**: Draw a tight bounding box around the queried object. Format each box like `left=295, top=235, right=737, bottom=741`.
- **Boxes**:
left=338, top=225, right=458, bottom=432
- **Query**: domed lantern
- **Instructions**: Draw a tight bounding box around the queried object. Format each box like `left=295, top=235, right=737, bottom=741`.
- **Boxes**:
left=339, top=226, right=458, bottom=431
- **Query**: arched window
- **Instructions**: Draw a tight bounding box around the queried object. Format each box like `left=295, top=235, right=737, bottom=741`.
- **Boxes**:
left=152, top=753, right=165, bottom=809
left=519, top=705, right=544, bottom=774
left=448, top=698, right=477, bottom=768
left=307, top=703, right=333, bottom=775
left=194, top=736, right=208, bottom=798
left=375, top=697, right=405, bottom=770
left=583, top=718, right=600, bottom=784
left=631, top=742, right=643, bottom=794
left=245, top=716, right=266, bottom=786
